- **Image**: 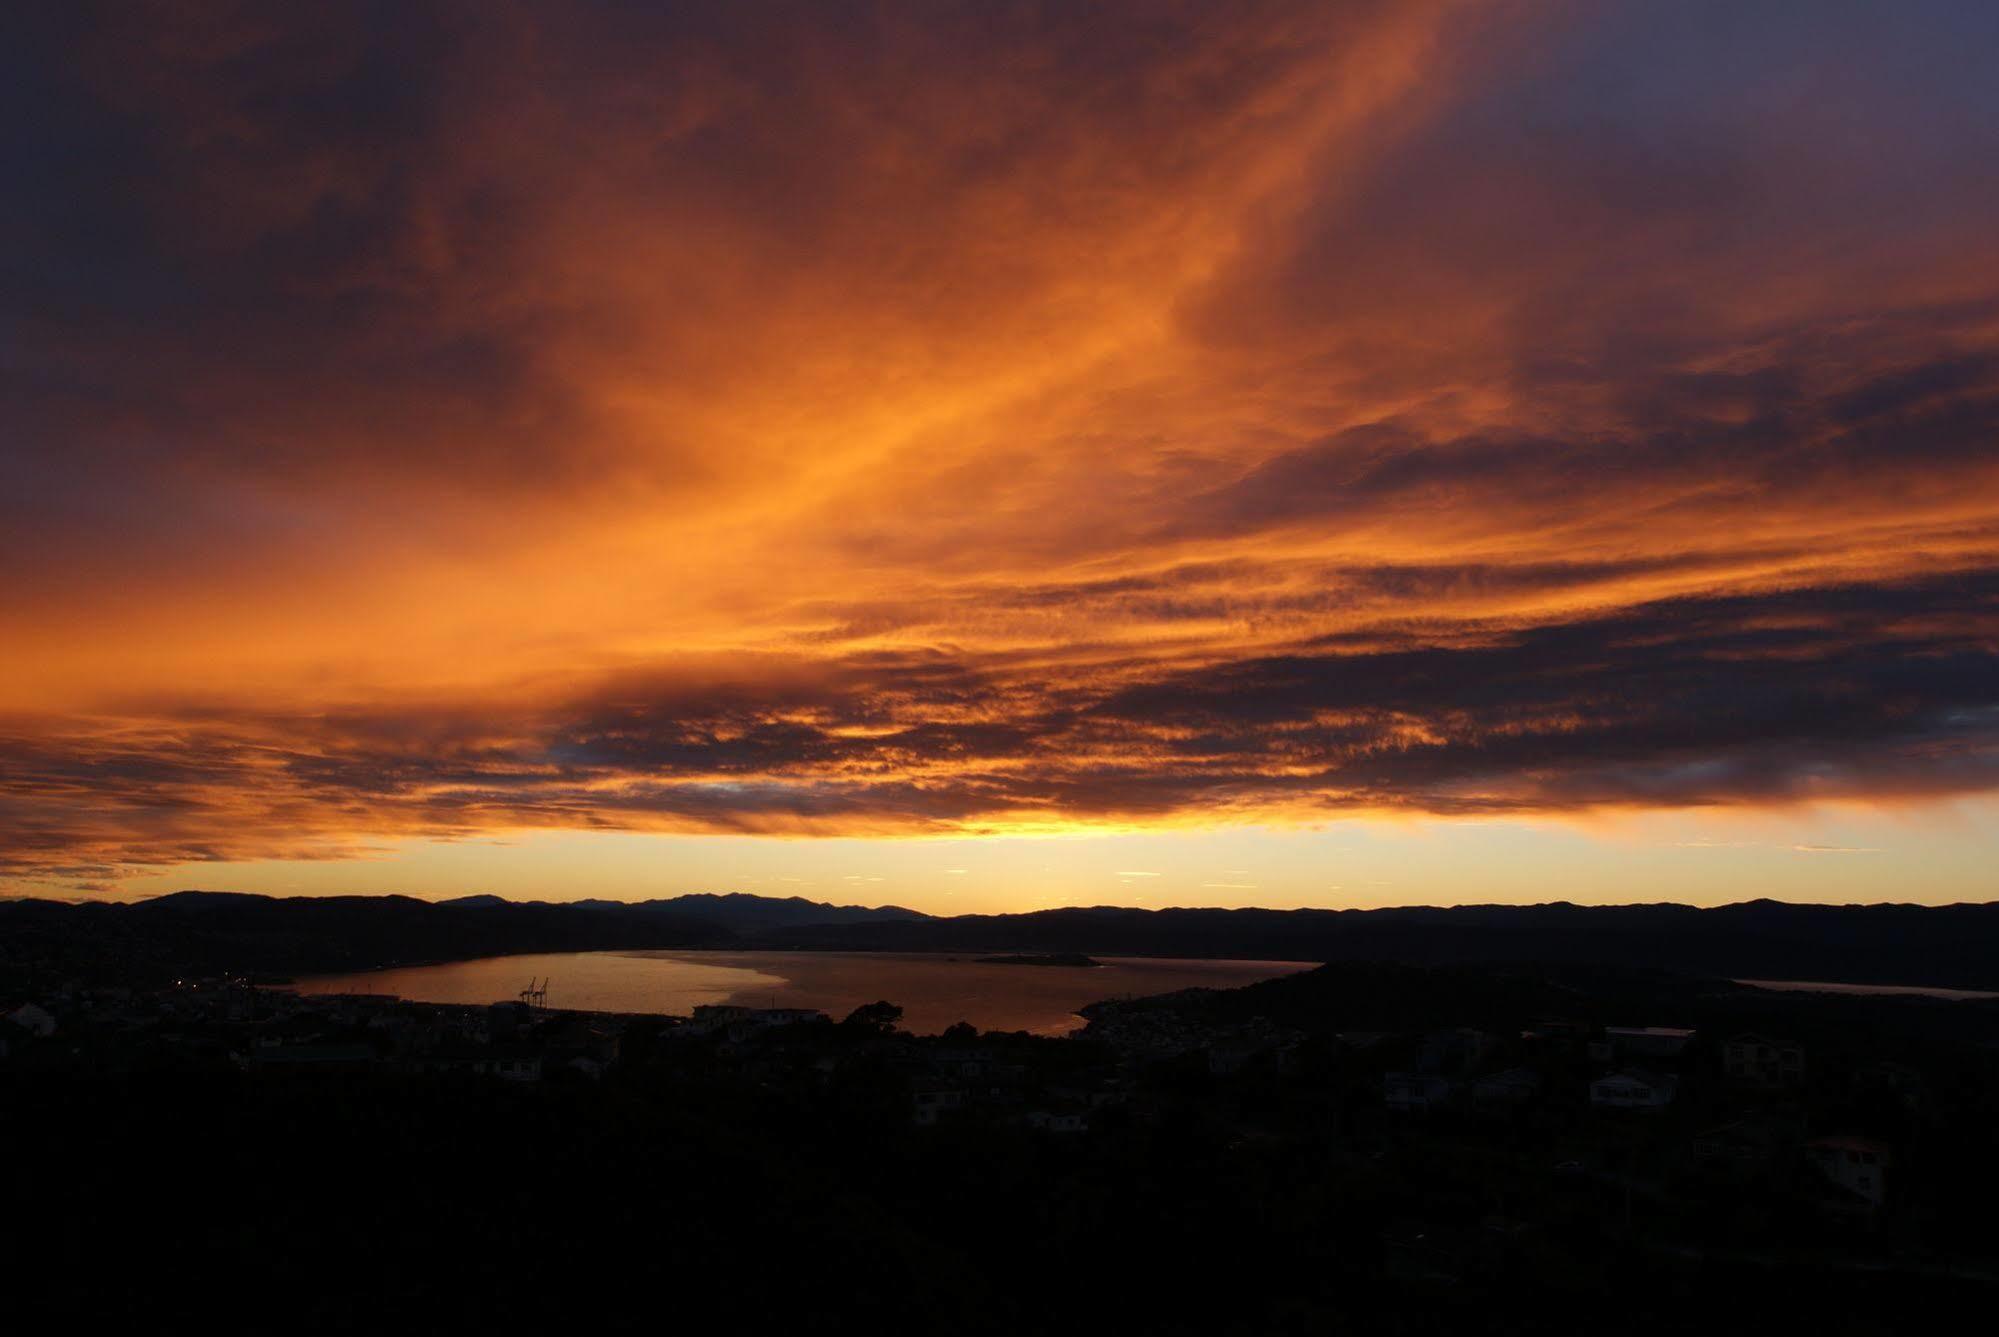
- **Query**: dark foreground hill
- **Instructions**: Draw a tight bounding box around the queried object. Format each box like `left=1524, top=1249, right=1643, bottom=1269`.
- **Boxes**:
left=5, top=892, right=1999, bottom=993
left=11, top=955, right=1999, bottom=1332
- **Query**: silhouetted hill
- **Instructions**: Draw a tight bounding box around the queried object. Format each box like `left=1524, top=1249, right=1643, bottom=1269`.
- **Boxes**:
left=1088, top=956, right=1999, bottom=1065
left=437, top=890, right=924, bottom=931
left=636, top=892, right=928, bottom=931
left=0, top=890, right=929, bottom=991
left=0, top=892, right=720, bottom=989
left=762, top=898, right=1999, bottom=990
left=6, top=892, right=1999, bottom=993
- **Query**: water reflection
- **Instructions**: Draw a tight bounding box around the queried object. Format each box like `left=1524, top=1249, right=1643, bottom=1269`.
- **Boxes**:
left=296, top=949, right=1313, bottom=1035
left=1738, top=978, right=1999, bottom=1001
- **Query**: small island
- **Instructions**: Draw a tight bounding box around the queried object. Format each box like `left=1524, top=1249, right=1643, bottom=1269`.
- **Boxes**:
left=973, top=953, right=1103, bottom=968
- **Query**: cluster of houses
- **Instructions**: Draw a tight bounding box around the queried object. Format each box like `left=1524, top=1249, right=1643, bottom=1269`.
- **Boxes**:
left=1373, top=1017, right=1912, bottom=1220
left=1079, top=1002, right=1301, bottom=1071
left=1, top=980, right=626, bottom=1083
left=1381, top=1022, right=1801, bottom=1116
left=673, top=1004, right=1130, bottom=1132
left=0, top=979, right=1938, bottom=1230
left=2, top=980, right=1148, bottom=1134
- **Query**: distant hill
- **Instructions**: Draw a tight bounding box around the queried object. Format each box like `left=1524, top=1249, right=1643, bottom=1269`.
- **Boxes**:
left=1082, top=957, right=1999, bottom=1061
left=434, top=891, right=926, bottom=933
left=0, top=891, right=718, bottom=990
left=5, top=892, right=1998, bottom=993
left=633, top=892, right=928, bottom=932
left=753, top=898, right=1999, bottom=991
left=0, top=889, right=928, bottom=992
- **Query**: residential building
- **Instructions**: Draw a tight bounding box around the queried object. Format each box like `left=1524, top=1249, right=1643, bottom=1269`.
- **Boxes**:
left=4, top=1002, right=57, bottom=1038
left=1807, top=1135, right=1891, bottom=1209
left=1690, top=1115, right=1795, bottom=1177
left=1598, top=1026, right=1695, bottom=1060
left=1418, top=1027, right=1494, bottom=1075
left=1589, top=1070, right=1678, bottom=1110
left=1024, top=1110, right=1087, bottom=1133
left=1472, top=1067, right=1542, bottom=1114
left=1385, top=1071, right=1456, bottom=1114
left=1723, top=1033, right=1805, bottom=1086
left=912, top=1086, right=966, bottom=1126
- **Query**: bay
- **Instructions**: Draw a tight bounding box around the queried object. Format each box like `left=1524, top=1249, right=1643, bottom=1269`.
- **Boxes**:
left=296, top=949, right=1314, bottom=1035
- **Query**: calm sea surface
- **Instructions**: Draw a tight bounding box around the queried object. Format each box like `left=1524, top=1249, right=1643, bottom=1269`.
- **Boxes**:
left=1737, top=978, right=1999, bottom=1001
left=295, top=950, right=1315, bottom=1035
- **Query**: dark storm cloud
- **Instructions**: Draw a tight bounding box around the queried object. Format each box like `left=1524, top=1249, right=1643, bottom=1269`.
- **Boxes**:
left=6, top=567, right=1997, bottom=875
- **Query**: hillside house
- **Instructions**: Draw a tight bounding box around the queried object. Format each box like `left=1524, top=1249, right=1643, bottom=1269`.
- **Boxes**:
left=912, top=1085, right=967, bottom=1126
left=1385, top=1072, right=1456, bottom=1114
left=1472, top=1067, right=1542, bottom=1115
left=1593, top=1027, right=1695, bottom=1062
left=1690, top=1116, right=1795, bottom=1178
left=1590, top=1070, right=1678, bottom=1110
left=1723, top=1033, right=1805, bottom=1086
left=4, top=1002, right=56, bottom=1038
left=1024, top=1110, right=1088, bottom=1134
left=1807, top=1135, right=1891, bottom=1209
left=1418, top=1027, right=1495, bottom=1075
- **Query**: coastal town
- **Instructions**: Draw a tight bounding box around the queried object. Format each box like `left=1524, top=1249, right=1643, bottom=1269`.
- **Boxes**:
left=10, top=956, right=1997, bottom=1302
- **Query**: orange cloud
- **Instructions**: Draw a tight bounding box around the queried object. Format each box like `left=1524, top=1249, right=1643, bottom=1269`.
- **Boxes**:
left=4, top=2, right=1998, bottom=889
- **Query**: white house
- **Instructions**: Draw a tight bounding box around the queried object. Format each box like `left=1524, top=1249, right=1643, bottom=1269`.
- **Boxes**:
left=1599, top=1026, right=1695, bottom=1059
left=1472, top=1067, right=1542, bottom=1113
left=911, top=1086, right=966, bottom=1126
left=1590, top=1070, right=1677, bottom=1110
left=1723, top=1033, right=1805, bottom=1086
left=1807, top=1135, right=1891, bottom=1208
left=1024, top=1110, right=1087, bottom=1134
left=1385, top=1072, right=1455, bottom=1114
left=4, top=1002, right=56, bottom=1038
left=757, top=1008, right=827, bottom=1027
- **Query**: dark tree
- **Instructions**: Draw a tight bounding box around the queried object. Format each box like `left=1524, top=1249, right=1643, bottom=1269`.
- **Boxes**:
left=842, top=1000, right=904, bottom=1032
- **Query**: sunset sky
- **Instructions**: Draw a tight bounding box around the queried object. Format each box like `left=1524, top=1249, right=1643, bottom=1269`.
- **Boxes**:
left=5, top=1, right=1998, bottom=910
